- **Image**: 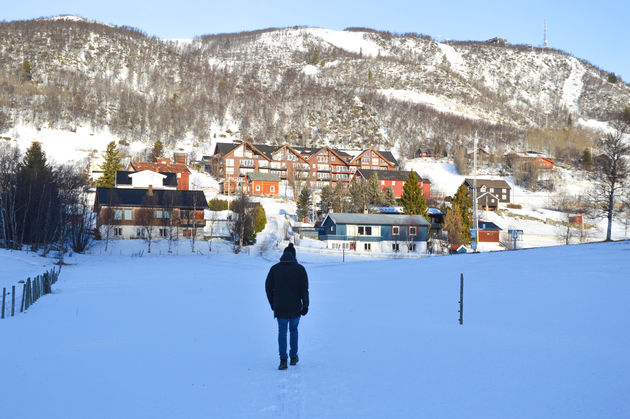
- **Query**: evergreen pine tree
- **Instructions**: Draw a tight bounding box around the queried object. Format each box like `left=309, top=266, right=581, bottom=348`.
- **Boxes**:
left=451, top=183, right=473, bottom=238
left=15, top=142, right=54, bottom=246
left=22, top=60, right=32, bottom=81
left=348, top=179, right=368, bottom=213
left=96, top=141, right=123, bottom=188
left=384, top=186, right=397, bottom=206
left=400, top=171, right=428, bottom=218
left=444, top=203, right=467, bottom=245
left=151, top=139, right=164, bottom=161
left=296, top=185, right=312, bottom=222
left=367, top=172, right=385, bottom=206
left=319, top=185, right=334, bottom=215
left=332, top=182, right=348, bottom=213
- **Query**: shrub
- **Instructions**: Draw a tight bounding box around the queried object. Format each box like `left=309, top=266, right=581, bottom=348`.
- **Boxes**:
left=208, top=198, right=229, bottom=210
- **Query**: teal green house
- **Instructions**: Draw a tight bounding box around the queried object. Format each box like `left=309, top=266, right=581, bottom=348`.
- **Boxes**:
left=318, top=213, right=429, bottom=254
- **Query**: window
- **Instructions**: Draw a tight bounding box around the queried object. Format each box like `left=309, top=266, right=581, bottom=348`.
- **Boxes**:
left=392, top=181, right=396, bottom=186
left=364, top=243, right=371, bottom=251
left=136, top=228, right=144, bottom=237
left=182, top=229, right=192, bottom=237
left=407, top=243, right=416, bottom=251
left=358, top=226, right=372, bottom=236
left=392, top=243, right=400, bottom=252
left=330, top=226, right=334, bottom=232
left=480, top=185, right=487, bottom=192
left=317, top=156, right=329, bottom=163
left=361, top=157, right=370, bottom=162
left=331, top=156, right=335, bottom=161
left=381, top=180, right=385, bottom=186
left=240, top=159, right=254, bottom=167
left=124, top=209, right=133, bottom=220
left=502, top=194, right=507, bottom=200
left=225, top=159, right=234, bottom=167
left=155, top=210, right=170, bottom=219
left=181, top=210, right=191, bottom=220
left=159, top=228, right=168, bottom=237
left=114, top=209, right=123, bottom=220
left=286, top=154, right=296, bottom=161
left=113, top=227, right=123, bottom=236
left=255, top=185, right=261, bottom=191
left=409, top=226, right=417, bottom=236
left=270, top=186, right=275, bottom=192
left=392, top=226, right=400, bottom=235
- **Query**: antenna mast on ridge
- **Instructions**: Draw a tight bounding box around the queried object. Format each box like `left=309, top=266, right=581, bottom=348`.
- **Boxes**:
left=543, top=20, right=548, bottom=48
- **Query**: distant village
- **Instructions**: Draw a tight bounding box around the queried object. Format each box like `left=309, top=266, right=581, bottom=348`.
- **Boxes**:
left=91, top=138, right=573, bottom=256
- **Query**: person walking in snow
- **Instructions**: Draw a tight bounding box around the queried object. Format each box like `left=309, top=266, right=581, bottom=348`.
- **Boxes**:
left=265, top=243, right=309, bottom=370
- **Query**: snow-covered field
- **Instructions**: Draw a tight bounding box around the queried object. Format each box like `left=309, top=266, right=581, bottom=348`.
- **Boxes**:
left=2, top=239, right=630, bottom=419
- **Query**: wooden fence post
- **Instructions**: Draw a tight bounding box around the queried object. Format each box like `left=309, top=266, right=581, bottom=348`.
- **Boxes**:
left=25, top=278, right=31, bottom=310
left=11, top=285, right=15, bottom=316
left=1, top=287, right=5, bottom=319
left=458, top=273, right=464, bottom=325
left=20, top=283, right=26, bottom=312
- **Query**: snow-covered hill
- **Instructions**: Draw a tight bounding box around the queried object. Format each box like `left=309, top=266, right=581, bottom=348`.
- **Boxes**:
left=1, top=18, right=629, bottom=159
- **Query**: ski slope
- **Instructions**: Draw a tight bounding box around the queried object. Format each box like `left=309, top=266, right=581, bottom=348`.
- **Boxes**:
left=2, top=239, right=630, bottom=418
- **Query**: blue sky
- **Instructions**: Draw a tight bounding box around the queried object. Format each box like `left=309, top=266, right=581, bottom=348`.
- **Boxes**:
left=4, top=0, right=630, bottom=82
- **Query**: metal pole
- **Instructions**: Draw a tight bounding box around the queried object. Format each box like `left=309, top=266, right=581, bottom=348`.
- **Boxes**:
left=11, top=285, right=15, bottom=316
left=458, top=273, right=464, bottom=325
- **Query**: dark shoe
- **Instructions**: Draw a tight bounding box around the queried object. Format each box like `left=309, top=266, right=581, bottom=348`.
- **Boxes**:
left=290, top=356, right=299, bottom=366
left=278, top=359, right=288, bottom=370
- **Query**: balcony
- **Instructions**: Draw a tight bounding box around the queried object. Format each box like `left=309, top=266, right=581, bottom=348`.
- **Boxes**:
left=239, top=160, right=255, bottom=168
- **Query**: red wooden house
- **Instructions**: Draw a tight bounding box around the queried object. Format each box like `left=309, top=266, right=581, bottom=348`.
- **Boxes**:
left=352, top=169, right=431, bottom=199
left=477, top=221, right=502, bottom=243
left=246, top=173, right=280, bottom=196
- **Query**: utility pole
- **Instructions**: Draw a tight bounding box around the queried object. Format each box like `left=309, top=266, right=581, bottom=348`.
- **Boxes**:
left=471, top=137, right=479, bottom=252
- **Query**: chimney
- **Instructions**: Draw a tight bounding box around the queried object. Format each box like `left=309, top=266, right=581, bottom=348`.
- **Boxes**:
left=174, top=152, right=187, bottom=165
left=148, top=184, right=153, bottom=196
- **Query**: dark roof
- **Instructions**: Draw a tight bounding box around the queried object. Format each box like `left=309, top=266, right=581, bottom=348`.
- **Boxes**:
left=378, top=150, right=398, bottom=165
left=356, top=169, right=429, bottom=183
left=214, top=142, right=241, bottom=156
left=478, top=221, right=502, bottom=231
left=115, top=171, right=178, bottom=187
left=464, top=178, right=511, bottom=190
left=325, top=213, right=429, bottom=226
left=247, top=172, right=281, bottom=182
left=96, top=188, right=207, bottom=209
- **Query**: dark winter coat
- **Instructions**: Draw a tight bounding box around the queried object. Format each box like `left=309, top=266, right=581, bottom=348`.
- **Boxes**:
left=265, top=246, right=309, bottom=319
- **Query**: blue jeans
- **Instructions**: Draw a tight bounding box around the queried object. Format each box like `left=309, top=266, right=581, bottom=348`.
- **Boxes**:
left=277, top=317, right=300, bottom=360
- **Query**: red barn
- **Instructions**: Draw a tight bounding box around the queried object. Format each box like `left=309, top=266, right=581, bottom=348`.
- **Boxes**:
left=352, top=169, right=431, bottom=199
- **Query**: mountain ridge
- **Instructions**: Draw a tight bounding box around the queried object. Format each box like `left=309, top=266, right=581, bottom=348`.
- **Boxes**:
left=1, top=17, right=628, bottom=163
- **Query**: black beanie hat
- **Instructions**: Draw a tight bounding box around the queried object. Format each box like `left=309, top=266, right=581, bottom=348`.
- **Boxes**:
left=285, top=242, right=296, bottom=257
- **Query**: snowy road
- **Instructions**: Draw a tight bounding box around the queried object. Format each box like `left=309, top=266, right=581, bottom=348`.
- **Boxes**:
left=3, top=240, right=630, bottom=418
